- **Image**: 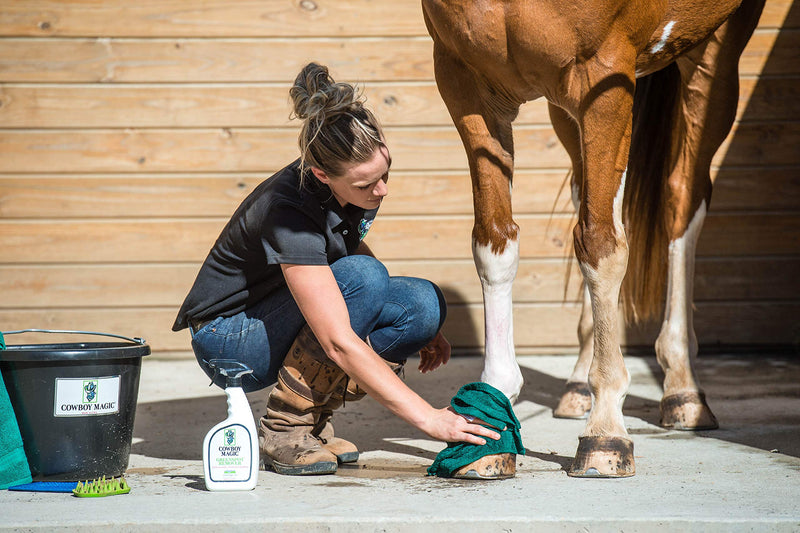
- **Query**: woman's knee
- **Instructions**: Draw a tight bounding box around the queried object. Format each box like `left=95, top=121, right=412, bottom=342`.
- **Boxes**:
left=331, top=255, right=390, bottom=301
left=389, top=277, right=447, bottom=338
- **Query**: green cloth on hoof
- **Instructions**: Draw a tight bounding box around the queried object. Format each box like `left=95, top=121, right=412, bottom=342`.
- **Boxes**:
left=427, top=382, right=524, bottom=478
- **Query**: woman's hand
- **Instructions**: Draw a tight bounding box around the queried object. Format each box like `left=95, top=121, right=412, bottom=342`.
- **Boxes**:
left=420, top=406, right=502, bottom=445
left=418, top=330, right=451, bottom=373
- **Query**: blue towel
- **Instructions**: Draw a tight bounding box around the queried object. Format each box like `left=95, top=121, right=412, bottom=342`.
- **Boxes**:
left=427, top=382, right=525, bottom=477
left=0, top=335, right=33, bottom=489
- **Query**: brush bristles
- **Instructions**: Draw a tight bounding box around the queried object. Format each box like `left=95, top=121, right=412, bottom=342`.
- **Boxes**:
left=73, top=476, right=130, bottom=497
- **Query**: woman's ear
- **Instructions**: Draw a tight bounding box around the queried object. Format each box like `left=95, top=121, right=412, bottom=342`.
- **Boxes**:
left=310, top=167, right=332, bottom=185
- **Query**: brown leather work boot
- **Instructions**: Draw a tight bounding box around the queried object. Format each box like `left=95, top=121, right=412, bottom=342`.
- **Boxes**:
left=313, top=360, right=405, bottom=464
left=259, top=325, right=346, bottom=475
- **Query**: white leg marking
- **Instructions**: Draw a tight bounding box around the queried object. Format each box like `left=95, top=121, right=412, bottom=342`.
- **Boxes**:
left=655, top=200, right=707, bottom=394
left=473, top=236, right=523, bottom=401
left=651, top=21, right=676, bottom=54
left=580, top=173, right=630, bottom=436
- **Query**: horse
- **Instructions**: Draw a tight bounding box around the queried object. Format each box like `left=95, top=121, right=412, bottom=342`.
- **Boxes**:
left=422, top=0, right=765, bottom=477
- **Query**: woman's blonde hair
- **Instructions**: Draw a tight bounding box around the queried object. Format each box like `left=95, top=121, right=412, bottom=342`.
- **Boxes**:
left=290, top=63, right=384, bottom=186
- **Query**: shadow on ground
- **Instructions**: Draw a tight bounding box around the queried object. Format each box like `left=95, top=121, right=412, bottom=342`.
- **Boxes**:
left=132, top=354, right=800, bottom=465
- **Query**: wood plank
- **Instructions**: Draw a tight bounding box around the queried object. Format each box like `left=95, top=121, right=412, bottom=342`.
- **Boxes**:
left=0, top=170, right=574, bottom=219
left=1, top=166, right=795, bottom=219
left=0, top=83, right=551, bottom=128
left=714, top=121, right=800, bottom=167
left=737, top=76, right=800, bottom=122
left=0, top=0, right=429, bottom=38
left=2, top=300, right=797, bottom=354
left=2, top=121, right=797, bottom=174
left=450, top=302, right=800, bottom=349
left=0, top=126, right=571, bottom=173
left=710, top=167, right=800, bottom=211
left=0, top=31, right=792, bottom=84
left=1, top=213, right=798, bottom=264
left=0, top=0, right=793, bottom=38
left=2, top=76, right=792, bottom=128
left=759, top=0, right=800, bottom=29
left=0, top=38, right=437, bottom=83
left=740, top=29, right=800, bottom=76
left=3, top=257, right=796, bottom=309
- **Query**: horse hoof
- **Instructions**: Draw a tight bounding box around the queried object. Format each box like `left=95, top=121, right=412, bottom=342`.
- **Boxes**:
left=660, top=391, right=719, bottom=430
left=553, top=382, right=592, bottom=419
left=568, top=436, right=635, bottom=478
left=452, top=453, right=516, bottom=480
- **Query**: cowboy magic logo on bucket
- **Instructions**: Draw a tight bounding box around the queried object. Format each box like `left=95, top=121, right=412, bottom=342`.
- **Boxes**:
left=83, top=380, right=98, bottom=403
left=54, top=376, right=121, bottom=417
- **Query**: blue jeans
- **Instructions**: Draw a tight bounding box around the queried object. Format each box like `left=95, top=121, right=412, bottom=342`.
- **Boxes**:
left=190, top=255, right=447, bottom=392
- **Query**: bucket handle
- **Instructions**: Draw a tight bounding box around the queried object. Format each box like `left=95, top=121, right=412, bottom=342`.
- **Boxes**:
left=2, top=329, right=146, bottom=345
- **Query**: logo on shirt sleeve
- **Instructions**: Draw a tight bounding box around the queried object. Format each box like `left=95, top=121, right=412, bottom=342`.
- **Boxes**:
left=358, top=218, right=374, bottom=241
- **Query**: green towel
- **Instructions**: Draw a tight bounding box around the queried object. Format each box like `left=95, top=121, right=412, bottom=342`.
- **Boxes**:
left=0, top=336, right=33, bottom=489
left=427, top=382, right=525, bottom=477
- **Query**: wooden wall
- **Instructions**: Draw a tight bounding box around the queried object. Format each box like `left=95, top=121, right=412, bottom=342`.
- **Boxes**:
left=1, top=0, right=798, bottom=357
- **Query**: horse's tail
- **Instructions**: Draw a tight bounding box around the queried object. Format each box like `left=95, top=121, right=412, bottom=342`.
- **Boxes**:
left=621, top=62, right=682, bottom=323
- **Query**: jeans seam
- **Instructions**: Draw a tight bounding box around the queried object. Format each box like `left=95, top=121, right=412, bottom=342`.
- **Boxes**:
left=375, top=301, right=410, bottom=356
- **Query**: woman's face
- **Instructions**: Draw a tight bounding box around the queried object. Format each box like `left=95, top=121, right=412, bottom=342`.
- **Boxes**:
left=311, top=145, right=391, bottom=210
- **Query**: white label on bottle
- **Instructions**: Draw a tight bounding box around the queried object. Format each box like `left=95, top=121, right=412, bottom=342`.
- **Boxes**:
left=54, top=376, right=121, bottom=417
left=208, top=424, right=253, bottom=482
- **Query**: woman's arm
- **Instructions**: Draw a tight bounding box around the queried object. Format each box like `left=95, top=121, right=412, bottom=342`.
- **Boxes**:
left=281, top=263, right=499, bottom=445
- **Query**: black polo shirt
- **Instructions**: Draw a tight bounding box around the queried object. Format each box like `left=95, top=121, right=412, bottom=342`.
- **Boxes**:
left=172, top=160, right=378, bottom=331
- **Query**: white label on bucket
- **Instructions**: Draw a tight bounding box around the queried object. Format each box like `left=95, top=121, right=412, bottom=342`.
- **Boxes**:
left=54, top=376, right=121, bottom=417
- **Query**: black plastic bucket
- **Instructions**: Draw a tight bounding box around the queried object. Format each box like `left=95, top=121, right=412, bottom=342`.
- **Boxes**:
left=0, top=330, right=150, bottom=480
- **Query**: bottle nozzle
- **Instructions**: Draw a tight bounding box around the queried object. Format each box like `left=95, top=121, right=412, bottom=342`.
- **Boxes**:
left=206, top=359, right=253, bottom=388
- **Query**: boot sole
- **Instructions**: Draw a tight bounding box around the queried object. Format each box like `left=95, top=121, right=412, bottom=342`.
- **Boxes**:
left=261, top=456, right=337, bottom=476
left=336, top=451, right=359, bottom=464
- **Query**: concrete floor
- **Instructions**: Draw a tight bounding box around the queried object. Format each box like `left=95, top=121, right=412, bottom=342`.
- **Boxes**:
left=2, top=353, right=799, bottom=532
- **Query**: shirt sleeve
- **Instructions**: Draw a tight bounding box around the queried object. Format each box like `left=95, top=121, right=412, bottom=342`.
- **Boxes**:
left=261, top=203, right=328, bottom=265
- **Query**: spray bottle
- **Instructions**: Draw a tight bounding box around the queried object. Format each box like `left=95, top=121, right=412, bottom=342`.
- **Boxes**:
left=202, top=360, right=259, bottom=491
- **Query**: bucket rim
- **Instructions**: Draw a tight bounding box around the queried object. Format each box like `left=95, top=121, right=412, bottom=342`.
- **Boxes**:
left=0, top=341, right=150, bottom=362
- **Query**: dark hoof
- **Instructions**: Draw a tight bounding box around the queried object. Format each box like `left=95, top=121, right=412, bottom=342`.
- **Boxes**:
left=453, top=453, right=516, bottom=480
left=568, top=436, right=635, bottom=478
left=660, top=392, right=719, bottom=431
left=553, top=382, right=592, bottom=419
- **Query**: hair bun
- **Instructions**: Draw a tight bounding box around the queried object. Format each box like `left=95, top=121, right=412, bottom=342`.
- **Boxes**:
left=290, top=62, right=361, bottom=121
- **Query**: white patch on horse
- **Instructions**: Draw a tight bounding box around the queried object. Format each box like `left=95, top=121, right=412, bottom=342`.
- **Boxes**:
left=577, top=173, right=630, bottom=435
left=655, top=200, right=707, bottom=392
left=473, top=236, right=523, bottom=401
left=651, top=21, right=676, bottom=54
left=612, top=170, right=627, bottom=238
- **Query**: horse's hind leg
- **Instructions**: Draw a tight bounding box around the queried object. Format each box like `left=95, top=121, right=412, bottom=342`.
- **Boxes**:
left=430, top=44, right=523, bottom=401
left=568, top=60, right=637, bottom=478
left=549, top=103, right=593, bottom=419
left=657, top=0, right=763, bottom=430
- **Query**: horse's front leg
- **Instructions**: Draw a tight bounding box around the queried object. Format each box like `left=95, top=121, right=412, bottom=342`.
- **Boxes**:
left=431, top=45, right=523, bottom=401
left=568, top=63, right=637, bottom=478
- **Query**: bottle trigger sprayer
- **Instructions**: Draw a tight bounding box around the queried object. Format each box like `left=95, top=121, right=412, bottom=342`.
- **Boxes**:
left=202, top=359, right=259, bottom=491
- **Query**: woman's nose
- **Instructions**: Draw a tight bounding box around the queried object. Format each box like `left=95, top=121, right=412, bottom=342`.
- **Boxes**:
left=374, top=179, right=388, bottom=197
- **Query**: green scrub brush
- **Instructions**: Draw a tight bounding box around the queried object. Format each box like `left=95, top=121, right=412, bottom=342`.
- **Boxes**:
left=72, top=476, right=131, bottom=497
